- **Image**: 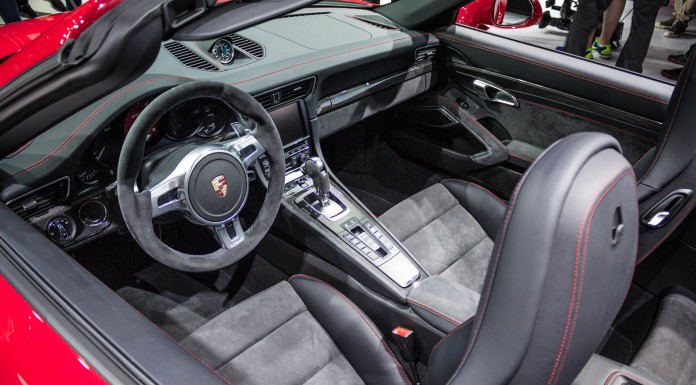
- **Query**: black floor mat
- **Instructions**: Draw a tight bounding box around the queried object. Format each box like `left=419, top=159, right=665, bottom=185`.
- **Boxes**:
left=322, top=114, right=446, bottom=215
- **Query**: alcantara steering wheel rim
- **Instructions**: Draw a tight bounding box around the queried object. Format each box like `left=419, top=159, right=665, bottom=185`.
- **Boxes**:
left=117, top=81, right=285, bottom=272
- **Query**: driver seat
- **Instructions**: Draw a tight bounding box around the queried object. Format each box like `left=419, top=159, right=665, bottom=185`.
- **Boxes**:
left=128, top=133, right=638, bottom=385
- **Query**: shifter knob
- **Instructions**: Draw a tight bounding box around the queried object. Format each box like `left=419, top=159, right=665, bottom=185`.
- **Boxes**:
left=304, top=157, right=331, bottom=207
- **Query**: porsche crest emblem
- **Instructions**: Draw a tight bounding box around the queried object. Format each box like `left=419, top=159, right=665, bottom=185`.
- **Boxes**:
left=211, top=175, right=228, bottom=197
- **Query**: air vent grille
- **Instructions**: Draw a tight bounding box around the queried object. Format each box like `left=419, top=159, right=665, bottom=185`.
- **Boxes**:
left=255, top=78, right=315, bottom=109
left=278, top=12, right=329, bottom=18
left=163, top=41, right=218, bottom=71
left=229, top=34, right=265, bottom=59
left=350, top=15, right=400, bottom=30
left=415, top=46, right=438, bottom=64
left=7, top=177, right=70, bottom=220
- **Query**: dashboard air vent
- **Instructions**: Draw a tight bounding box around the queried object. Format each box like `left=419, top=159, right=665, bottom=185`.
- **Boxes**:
left=255, top=78, right=315, bottom=109
left=415, top=46, right=438, bottom=64
left=278, top=12, right=330, bottom=18
left=229, top=34, right=265, bottom=59
left=163, top=41, right=218, bottom=71
left=7, top=177, right=70, bottom=219
left=350, top=15, right=400, bottom=30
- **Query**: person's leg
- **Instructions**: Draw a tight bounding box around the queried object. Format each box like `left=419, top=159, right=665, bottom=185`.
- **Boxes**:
left=599, top=0, right=627, bottom=45
left=657, top=0, right=679, bottom=28
left=0, top=0, right=21, bottom=23
left=566, top=0, right=612, bottom=56
left=616, top=0, right=662, bottom=72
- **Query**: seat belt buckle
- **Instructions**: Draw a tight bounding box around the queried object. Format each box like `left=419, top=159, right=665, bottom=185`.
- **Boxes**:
left=392, top=327, right=418, bottom=362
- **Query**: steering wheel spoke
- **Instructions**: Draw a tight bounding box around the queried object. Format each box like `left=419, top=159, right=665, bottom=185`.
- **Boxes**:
left=148, top=170, right=187, bottom=218
left=212, top=217, right=245, bottom=250
left=223, top=135, right=266, bottom=169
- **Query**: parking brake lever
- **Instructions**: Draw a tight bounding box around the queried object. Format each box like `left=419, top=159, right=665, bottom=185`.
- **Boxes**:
left=304, top=157, right=331, bottom=207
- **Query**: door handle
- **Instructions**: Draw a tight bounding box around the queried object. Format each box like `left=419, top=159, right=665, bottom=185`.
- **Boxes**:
left=472, top=79, right=519, bottom=107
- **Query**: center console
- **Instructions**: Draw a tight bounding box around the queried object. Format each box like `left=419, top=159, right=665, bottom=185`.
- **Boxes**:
left=261, top=100, right=421, bottom=290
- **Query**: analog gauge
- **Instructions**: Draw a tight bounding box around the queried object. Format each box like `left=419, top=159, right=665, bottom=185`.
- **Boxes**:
left=211, top=38, right=235, bottom=64
left=91, top=123, right=121, bottom=167
left=76, top=160, right=101, bottom=186
left=166, top=102, right=205, bottom=140
left=122, top=97, right=163, bottom=142
left=196, top=103, right=228, bottom=138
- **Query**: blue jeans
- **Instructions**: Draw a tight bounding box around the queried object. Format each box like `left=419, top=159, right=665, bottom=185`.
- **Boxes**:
left=0, top=0, right=21, bottom=23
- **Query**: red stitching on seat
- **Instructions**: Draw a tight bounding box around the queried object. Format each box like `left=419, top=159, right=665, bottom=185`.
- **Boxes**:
left=548, top=168, right=634, bottom=385
left=518, top=99, right=657, bottom=144
left=289, top=274, right=412, bottom=385
left=440, top=179, right=507, bottom=207
left=406, top=299, right=461, bottom=326
left=82, top=270, right=236, bottom=385
left=11, top=76, right=191, bottom=177
left=435, top=33, right=669, bottom=105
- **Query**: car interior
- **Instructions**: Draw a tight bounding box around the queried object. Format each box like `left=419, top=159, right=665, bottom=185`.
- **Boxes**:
left=1, top=1, right=696, bottom=384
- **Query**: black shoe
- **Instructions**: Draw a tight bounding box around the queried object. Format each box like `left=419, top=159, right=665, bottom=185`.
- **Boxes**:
left=46, top=0, right=66, bottom=12
left=18, top=3, right=38, bottom=18
left=665, top=20, right=688, bottom=37
left=668, top=53, right=688, bottom=65
left=661, top=67, right=682, bottom=80
left=656, top=16, right=676, bottom=29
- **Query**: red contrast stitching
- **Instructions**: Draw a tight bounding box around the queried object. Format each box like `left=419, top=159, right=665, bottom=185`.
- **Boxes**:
left=518, top=99, right=657, bottom=144
left=229, top=33, right=424, bottom=86
left=508, top=152, right=534, bottom=164
left=603, top=370, right=653, bottom=385
left=639, top=53, right=696, bottom=183
left=407, top=300, right=461, bottom=326
left=11, top=33, right=426, bottom=178
left=5, top=139, right=34, bottom=158
left=636, top=194, right=696, bottom=264
left=85, top=273, right=236, bottom=385
left=440, top=179, right=507, bottom=207
left=11, top=76, right=191, bottom=177
left=435, top=33, right=669, bottom=105
left=548, top=168, right=634, bottom=385
left=441, top=98, right=508, bottom=150
left=289, top=274, right=412, bottom=385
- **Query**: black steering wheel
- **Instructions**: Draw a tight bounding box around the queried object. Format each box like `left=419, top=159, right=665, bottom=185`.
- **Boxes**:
left=117, top=81, right=285, bottom=272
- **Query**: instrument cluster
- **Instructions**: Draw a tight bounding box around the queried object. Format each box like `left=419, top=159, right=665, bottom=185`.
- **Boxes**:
left=76, top=96, right=244, bottom=187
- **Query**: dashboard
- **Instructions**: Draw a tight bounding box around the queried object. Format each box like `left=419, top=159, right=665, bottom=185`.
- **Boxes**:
left=0, top=6, right=438, bottom=248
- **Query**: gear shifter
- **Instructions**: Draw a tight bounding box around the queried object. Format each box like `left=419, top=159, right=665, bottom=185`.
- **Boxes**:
left=304, top=157, right=331, bottom=207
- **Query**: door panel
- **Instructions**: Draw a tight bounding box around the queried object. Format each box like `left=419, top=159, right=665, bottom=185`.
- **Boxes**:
left=394, top=26, right=675, bottom=197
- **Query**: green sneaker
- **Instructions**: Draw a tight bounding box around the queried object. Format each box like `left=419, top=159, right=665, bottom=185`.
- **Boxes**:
left=592, top=38, right=612, bottom=59
left=584, top=48, right=593, bottom=59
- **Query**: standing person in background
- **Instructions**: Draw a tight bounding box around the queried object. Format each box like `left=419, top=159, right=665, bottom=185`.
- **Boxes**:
left=0, top=0, right=20, bottom=23
left=565, top=0, right=613, bottom=57
left=65, top=0, right=80, bottom=11
left=615, top=0, right=662, bottom=72
left=591, top=0, right=626, bottom=59
left=655, top=0, right=696, bottom=37
left=15, top=0, right=37, bottom=18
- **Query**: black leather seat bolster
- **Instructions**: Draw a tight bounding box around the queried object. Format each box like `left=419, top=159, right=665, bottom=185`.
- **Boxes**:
left=288, top=275, right=411, bottom=385
left=441, top=179, right=507, bottom=239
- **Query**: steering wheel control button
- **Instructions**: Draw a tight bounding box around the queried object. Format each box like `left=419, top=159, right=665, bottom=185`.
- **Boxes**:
left=46, top=215, right=77, bottom=245
left=188, top=152, right=248, bottom=224
left=78, top=201, right=109, bottom=226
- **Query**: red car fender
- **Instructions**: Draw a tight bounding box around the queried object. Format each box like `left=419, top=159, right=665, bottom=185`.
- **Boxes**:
left=0, top=0, right=123, bottom=89
left=457, top=0, right=543, bottom=30
left=0, top=275, right=108, bottom=385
